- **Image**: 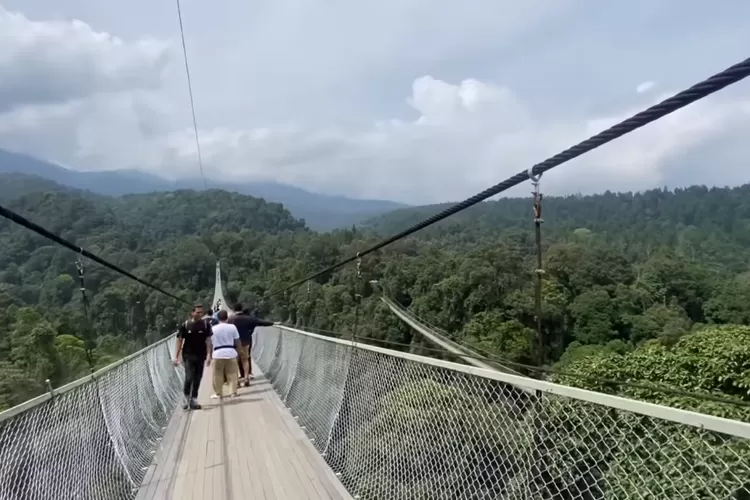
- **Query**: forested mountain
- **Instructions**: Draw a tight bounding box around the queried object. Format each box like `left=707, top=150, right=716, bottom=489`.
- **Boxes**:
left=0, top=185, right=307, bottom=410
left=0, top=172, right=82, bottom=203
left=365, top=185, right=750, bottom=273
left=367, top=185, right=750, bottom=238
left=0, top=148, right=406, bottom=230
left=1, top=179, right=749, bottom=425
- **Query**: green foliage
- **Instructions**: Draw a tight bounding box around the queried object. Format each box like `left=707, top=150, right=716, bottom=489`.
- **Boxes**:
left=2, top=176, right=750, bottom=496
left=346, top=378, right=529, bottom=499
left=461, top=312, right=533, bottom=365
left=544, top=325, right=750, bottom=498
left=554, top=325, right=750, bottom=420
left=0, top=185, right=306, bottom=411
left=3, top=180, right=750, bottom=415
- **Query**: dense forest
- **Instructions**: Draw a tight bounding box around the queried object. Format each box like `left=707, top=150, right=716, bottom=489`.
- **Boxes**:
left=0, top=175, right=749, bottom=426
left=0, top=180, right=305, bottom=410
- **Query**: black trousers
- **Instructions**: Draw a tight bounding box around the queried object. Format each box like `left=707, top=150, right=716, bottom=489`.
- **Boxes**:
left=237, top=339, right=251, bottom=379
left=183, top=356, right=205, bottom=398
left=238, top=354, right=245, bottom=379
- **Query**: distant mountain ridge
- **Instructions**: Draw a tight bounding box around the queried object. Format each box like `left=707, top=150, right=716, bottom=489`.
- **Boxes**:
left=362, top=184, right=750, bottom=240
left=0, top=148, right=407, bottom=231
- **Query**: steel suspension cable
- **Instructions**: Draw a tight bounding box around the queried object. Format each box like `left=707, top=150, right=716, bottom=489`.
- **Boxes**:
left=0, top=203, right=190, bottom=304
left=175, top=0, right=207, bottom=189
left=265, top=56, right=750, bottom=299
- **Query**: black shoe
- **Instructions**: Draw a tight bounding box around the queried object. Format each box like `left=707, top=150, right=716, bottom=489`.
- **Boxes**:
left=182, top=396, right=190, bottom=410
left=189, top=398, right=202, bottom=410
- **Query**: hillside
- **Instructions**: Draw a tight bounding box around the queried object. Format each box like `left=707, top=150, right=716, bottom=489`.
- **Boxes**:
left=364, top=185, right=750, bottom=272
left=0, top=172, right=81, bottom=203
left=0, top=148, right=407, bottom=231
left=366, top=185, right=750, bottom=235
left=0, top=187, right=308, bottom=409
left=0, top=180, right=748, bottom=429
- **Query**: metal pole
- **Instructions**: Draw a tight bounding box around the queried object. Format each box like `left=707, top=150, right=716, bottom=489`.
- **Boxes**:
left=76, top=255, right=96, bottom=374
left=529, top=170, right=545, bottom=367
left=352, top=254, right=362, bottom=343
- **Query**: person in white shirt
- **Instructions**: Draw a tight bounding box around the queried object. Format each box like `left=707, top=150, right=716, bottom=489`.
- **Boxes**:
left=209, top=309, right=241, bottom=398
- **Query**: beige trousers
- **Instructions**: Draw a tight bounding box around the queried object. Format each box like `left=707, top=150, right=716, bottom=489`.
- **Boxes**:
left=238, top=344, right=251, bottom=379
left=212, top=358, right=239, bottom=396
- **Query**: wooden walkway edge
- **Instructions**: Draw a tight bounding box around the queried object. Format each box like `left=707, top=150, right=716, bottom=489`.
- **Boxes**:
left=136, top=364, right=352, bottom=500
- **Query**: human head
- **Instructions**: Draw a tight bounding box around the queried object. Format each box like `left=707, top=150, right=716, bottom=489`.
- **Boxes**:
left=217, top=310, right=229, bottom=323
left=233, top=302, right=243, bottom=313
left=191, top=304, right=204, bottom=320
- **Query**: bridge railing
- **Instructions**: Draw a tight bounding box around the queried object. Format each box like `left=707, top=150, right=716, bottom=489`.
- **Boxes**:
left=254, top=325, right=750, bottom=500
left=0, top=334, right=182, bottom=500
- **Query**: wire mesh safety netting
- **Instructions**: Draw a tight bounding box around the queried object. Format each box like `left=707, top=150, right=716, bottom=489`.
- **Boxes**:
left=253, top=325, right=750, bottom=500
left=0, top=335, right=183, bottom=500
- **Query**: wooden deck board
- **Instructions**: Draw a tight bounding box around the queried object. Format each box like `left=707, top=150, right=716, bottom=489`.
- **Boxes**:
left=135, top=362, right=351, bottom=500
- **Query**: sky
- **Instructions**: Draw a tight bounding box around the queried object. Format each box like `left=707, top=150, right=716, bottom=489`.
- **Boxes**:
left=1, top=0, right=749, bottom=205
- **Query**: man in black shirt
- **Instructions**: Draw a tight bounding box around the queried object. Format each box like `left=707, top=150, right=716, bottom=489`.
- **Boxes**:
left=174, top=304, right=213, bottom=410
left=229, top=302, right=274, bottom=386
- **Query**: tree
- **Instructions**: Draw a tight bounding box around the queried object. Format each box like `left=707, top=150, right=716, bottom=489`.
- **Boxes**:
left=55, top=334, right=90, bottom=381
left=704, top=277, right=750, bottom=325
left=9, top=308, right=60, bottom=390
left=569, top=287, right=618, bottom=345
left=461, top=311, right=533, bottom=365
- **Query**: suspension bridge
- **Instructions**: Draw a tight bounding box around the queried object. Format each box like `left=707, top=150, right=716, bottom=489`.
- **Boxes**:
left=0, top=263, right=748, bottom=500
left=1, top=58, right=750, bottom=499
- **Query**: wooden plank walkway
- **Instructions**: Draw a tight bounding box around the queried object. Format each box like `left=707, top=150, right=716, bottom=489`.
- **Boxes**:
left=136, top=363, right=352, bottom=500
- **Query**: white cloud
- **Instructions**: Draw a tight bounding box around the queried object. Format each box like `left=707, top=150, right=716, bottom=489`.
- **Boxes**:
left=636, top=81, right=655, bottom=94
left=1, top=1, right=750, bottom=205
left=161, top=78, right=750, bottom=204
left=0, top=5, right=170, bottom=112
left=3, top=69, right=750, bottom=205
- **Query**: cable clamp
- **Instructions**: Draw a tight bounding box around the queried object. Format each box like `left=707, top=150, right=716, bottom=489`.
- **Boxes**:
left=527, top=167, right=543, bottom=185
left=528, top=168, right=544, bottom=220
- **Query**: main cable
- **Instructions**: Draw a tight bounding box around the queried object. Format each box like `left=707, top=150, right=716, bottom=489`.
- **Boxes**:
left=265, top=56, right=750, bottom=299
left=0, top=203, right=190, bottom=304
left=175, top=0, right=208, bottom=189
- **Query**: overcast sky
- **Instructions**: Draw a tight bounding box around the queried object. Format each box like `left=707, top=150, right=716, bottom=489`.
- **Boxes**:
left=1, top=1, right=749, bottom=204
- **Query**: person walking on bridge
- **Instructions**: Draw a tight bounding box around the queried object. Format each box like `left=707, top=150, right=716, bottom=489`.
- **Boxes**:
left=202, top=308, right=217, bottom=326
left=236, top=307, right=250, bottom=381
left=230, top=303, right=274, bottom=386
left=174, top=305, right=213, bottom=410
left=210, top=310, right=241, bottom=398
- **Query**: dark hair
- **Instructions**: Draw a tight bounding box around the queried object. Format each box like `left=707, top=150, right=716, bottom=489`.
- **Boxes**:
left=233, top=302, right=243, bottom=312
left=217, top=310, right=229, bottom=321
left=207, top=308, right=214, bottom=316
left=192, top=304, right=203, bottom=312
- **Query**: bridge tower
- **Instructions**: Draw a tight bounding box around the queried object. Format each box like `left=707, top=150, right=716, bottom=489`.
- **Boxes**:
left=211, top=261, right=229, bottom=312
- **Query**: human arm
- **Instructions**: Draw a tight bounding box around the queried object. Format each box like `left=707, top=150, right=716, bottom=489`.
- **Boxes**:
left=232, top=325, right=241, bottom=351
left=174, top=323, right=186, bottom=365
left=253, top=317, right=275, bottom=328
left=205, top=320, right=214, bottom=366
